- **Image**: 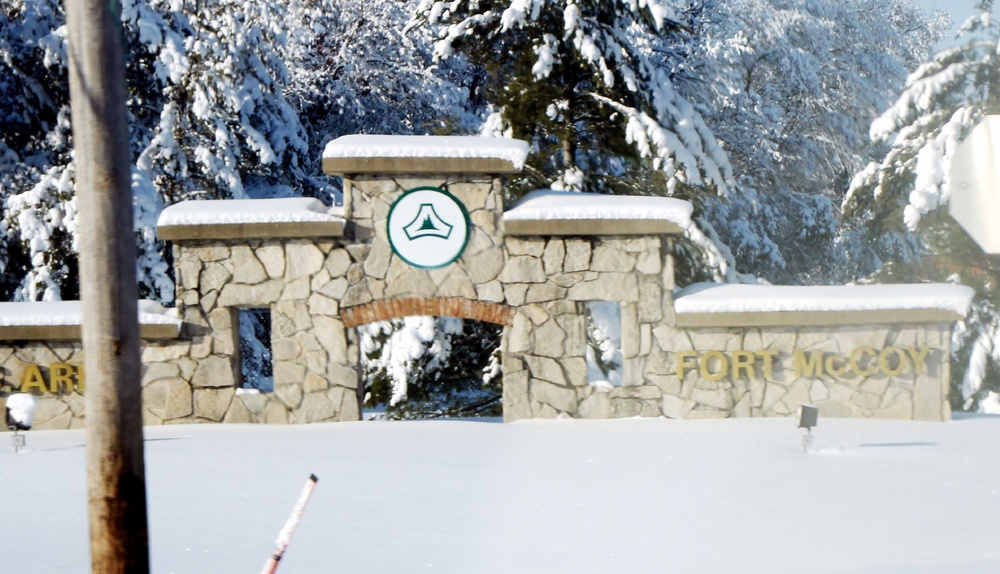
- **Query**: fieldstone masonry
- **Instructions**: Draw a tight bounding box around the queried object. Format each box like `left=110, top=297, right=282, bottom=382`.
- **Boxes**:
left=500, top=235, right=676, bottom=420
left=0, top=135, right=969, bottom=429
left=541, top=322, right=952, bottom=422
left=0, top=342, right=86, bottom=428
left=341, top=174, right=509, bottom=308
left=156, top=237, right=362, bottom=425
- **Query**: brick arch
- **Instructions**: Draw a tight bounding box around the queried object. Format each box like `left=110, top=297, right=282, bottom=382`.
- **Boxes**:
left=341, top=297, right=513, bottom=328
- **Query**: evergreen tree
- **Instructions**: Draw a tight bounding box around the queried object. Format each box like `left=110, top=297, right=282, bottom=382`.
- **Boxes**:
left=360, top=317, right=503, bottom=419
left=0, top=0, right=313, bottom=303
left=0, top=0, right=76, bottom=301
left=844, top=0, right=1000, bottom=411
left=411, top=0, right=734, bottom=198
left=684, top=0, right=946, bottom=284
left=286, top=0, right=480, bottom=152
left=409, top=1, right=942, bottom=286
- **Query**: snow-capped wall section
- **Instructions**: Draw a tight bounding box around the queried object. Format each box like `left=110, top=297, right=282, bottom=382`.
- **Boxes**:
left=674, top=282, right=975, bottom=327
left=504, top=189, right=693, bottom=236
left=322, top=135, right=530, bottom=175
left=159, top=198, right=341, bottom=226
left=0, top=300, right=181, bottom=339
left=2, top=127, right=977, bottom=427
left=157, top=198, right=345, bottom=240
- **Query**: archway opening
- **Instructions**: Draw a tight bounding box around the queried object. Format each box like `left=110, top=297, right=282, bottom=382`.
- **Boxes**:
left=357, top=316, right=503, bottom=420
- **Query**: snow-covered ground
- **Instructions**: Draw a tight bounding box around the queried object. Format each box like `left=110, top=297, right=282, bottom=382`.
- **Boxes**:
left=2, top=416, right=999, bottom=573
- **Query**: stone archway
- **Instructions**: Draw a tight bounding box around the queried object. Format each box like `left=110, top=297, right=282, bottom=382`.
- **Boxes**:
left=345, top=297, right=512, bottom=419
left=127, top=134, right=969, bottom=427
left=341, top=297, right=513, bottom=328
left=1, top=135, right=967, bottom=429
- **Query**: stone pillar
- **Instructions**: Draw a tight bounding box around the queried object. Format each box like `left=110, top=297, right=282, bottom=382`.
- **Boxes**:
left=324, top=136, right=528, bottom=420
left=339, top=174, right=508, bottom=307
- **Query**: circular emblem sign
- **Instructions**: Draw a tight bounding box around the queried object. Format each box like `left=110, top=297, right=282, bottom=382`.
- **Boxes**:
left=387, top=187, right=471, bottom=269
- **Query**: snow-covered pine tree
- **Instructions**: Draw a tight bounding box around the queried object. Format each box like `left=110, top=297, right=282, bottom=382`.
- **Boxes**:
left=0, top=0, right=313, bottom=303
left=409, top=0, right=943, bottom=287
left=0, top=0, right=77, bottom=301
left=360, top=316, right=503, bottom=419
left=682, top=0, right=947, bottom=285
left=124, top=0, right=316, bottom=303
left=409, top=0, right=770, bottom=288
left=285, top=0, right=480, bottom=155
left=1, top=0, right=317, bottom=389
left=410, top=0, right=734, bottom=198
left=844, top=0, right=1000, bottom=412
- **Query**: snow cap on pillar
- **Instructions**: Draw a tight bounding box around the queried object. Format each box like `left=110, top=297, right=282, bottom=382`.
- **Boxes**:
left=321, top=135, right=530, bottom=175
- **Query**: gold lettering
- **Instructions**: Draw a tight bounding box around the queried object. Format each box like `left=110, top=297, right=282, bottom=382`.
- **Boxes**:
left=20, top=365, right=47, bottom=394
left=731, top=351, right=756, bottom=380
left=676, top=351, right=697, bottom=380
left=825, top=354, right=848, bottom=379
left=49, top=363, right=75, bottom=394
left=76, top=365, right=85, bottom=392
left=850, top=347, right=877, bottom=377
left=757, top=350, right=778, bottom=379
left=700, top=351, right=728, bottom=381
left=793, top=350, right=823, bottom=378
left=906, top=347, right=929, bottom=375
left=878, top=347, right=907, bottom=377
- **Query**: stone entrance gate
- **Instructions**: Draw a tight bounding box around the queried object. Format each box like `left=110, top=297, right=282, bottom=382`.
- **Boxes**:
left=148, top=135, right=691, bottom=423
left=0, top=135, right=973, bottom=428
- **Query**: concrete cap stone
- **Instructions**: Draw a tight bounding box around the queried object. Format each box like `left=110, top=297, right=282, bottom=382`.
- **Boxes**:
left=322, top=135, right=529, bottom=175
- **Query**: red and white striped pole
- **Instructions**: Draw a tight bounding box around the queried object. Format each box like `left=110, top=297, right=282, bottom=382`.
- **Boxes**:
left=261, top=474, right=319, bottom=574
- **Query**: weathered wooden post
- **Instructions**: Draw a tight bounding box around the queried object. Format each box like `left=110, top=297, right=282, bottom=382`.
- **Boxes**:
left=65, top=0, right=151, bottom=571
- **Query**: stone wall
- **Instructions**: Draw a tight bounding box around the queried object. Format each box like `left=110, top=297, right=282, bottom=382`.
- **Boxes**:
left=0, top=342, right=85, bottom=430
left=0, top=141, right=961, bottom=428
left=500, top=235, right=676, bottom=420
left=0, top=339, right=231, bottom=431
left=342, top=174, right=508, bottom=307
left=498, top=233, right=953, bottom=422
left=508, top=316, right=952, bottom=422
left=159, top=237, right=361, bottom=425
left=139, top=172, right=512, bottom=426
left=663, top=324, right=951, bottom=421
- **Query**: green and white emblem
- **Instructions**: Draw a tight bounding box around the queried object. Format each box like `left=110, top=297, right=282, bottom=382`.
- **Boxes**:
left=387, top=187, right=470, bottom=269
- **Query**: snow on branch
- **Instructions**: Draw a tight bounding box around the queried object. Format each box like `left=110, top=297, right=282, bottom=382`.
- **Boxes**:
left=846, top=22, right=1000, bottom=230
left=870, top=54, right=985, bottom=143
left=684, top=216, right=759, bottom=284
left=590, top=93, right=730, bottom=195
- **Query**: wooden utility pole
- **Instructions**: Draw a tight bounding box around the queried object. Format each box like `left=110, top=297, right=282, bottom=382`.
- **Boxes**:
left=65, top=0, right=151, bottom=571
